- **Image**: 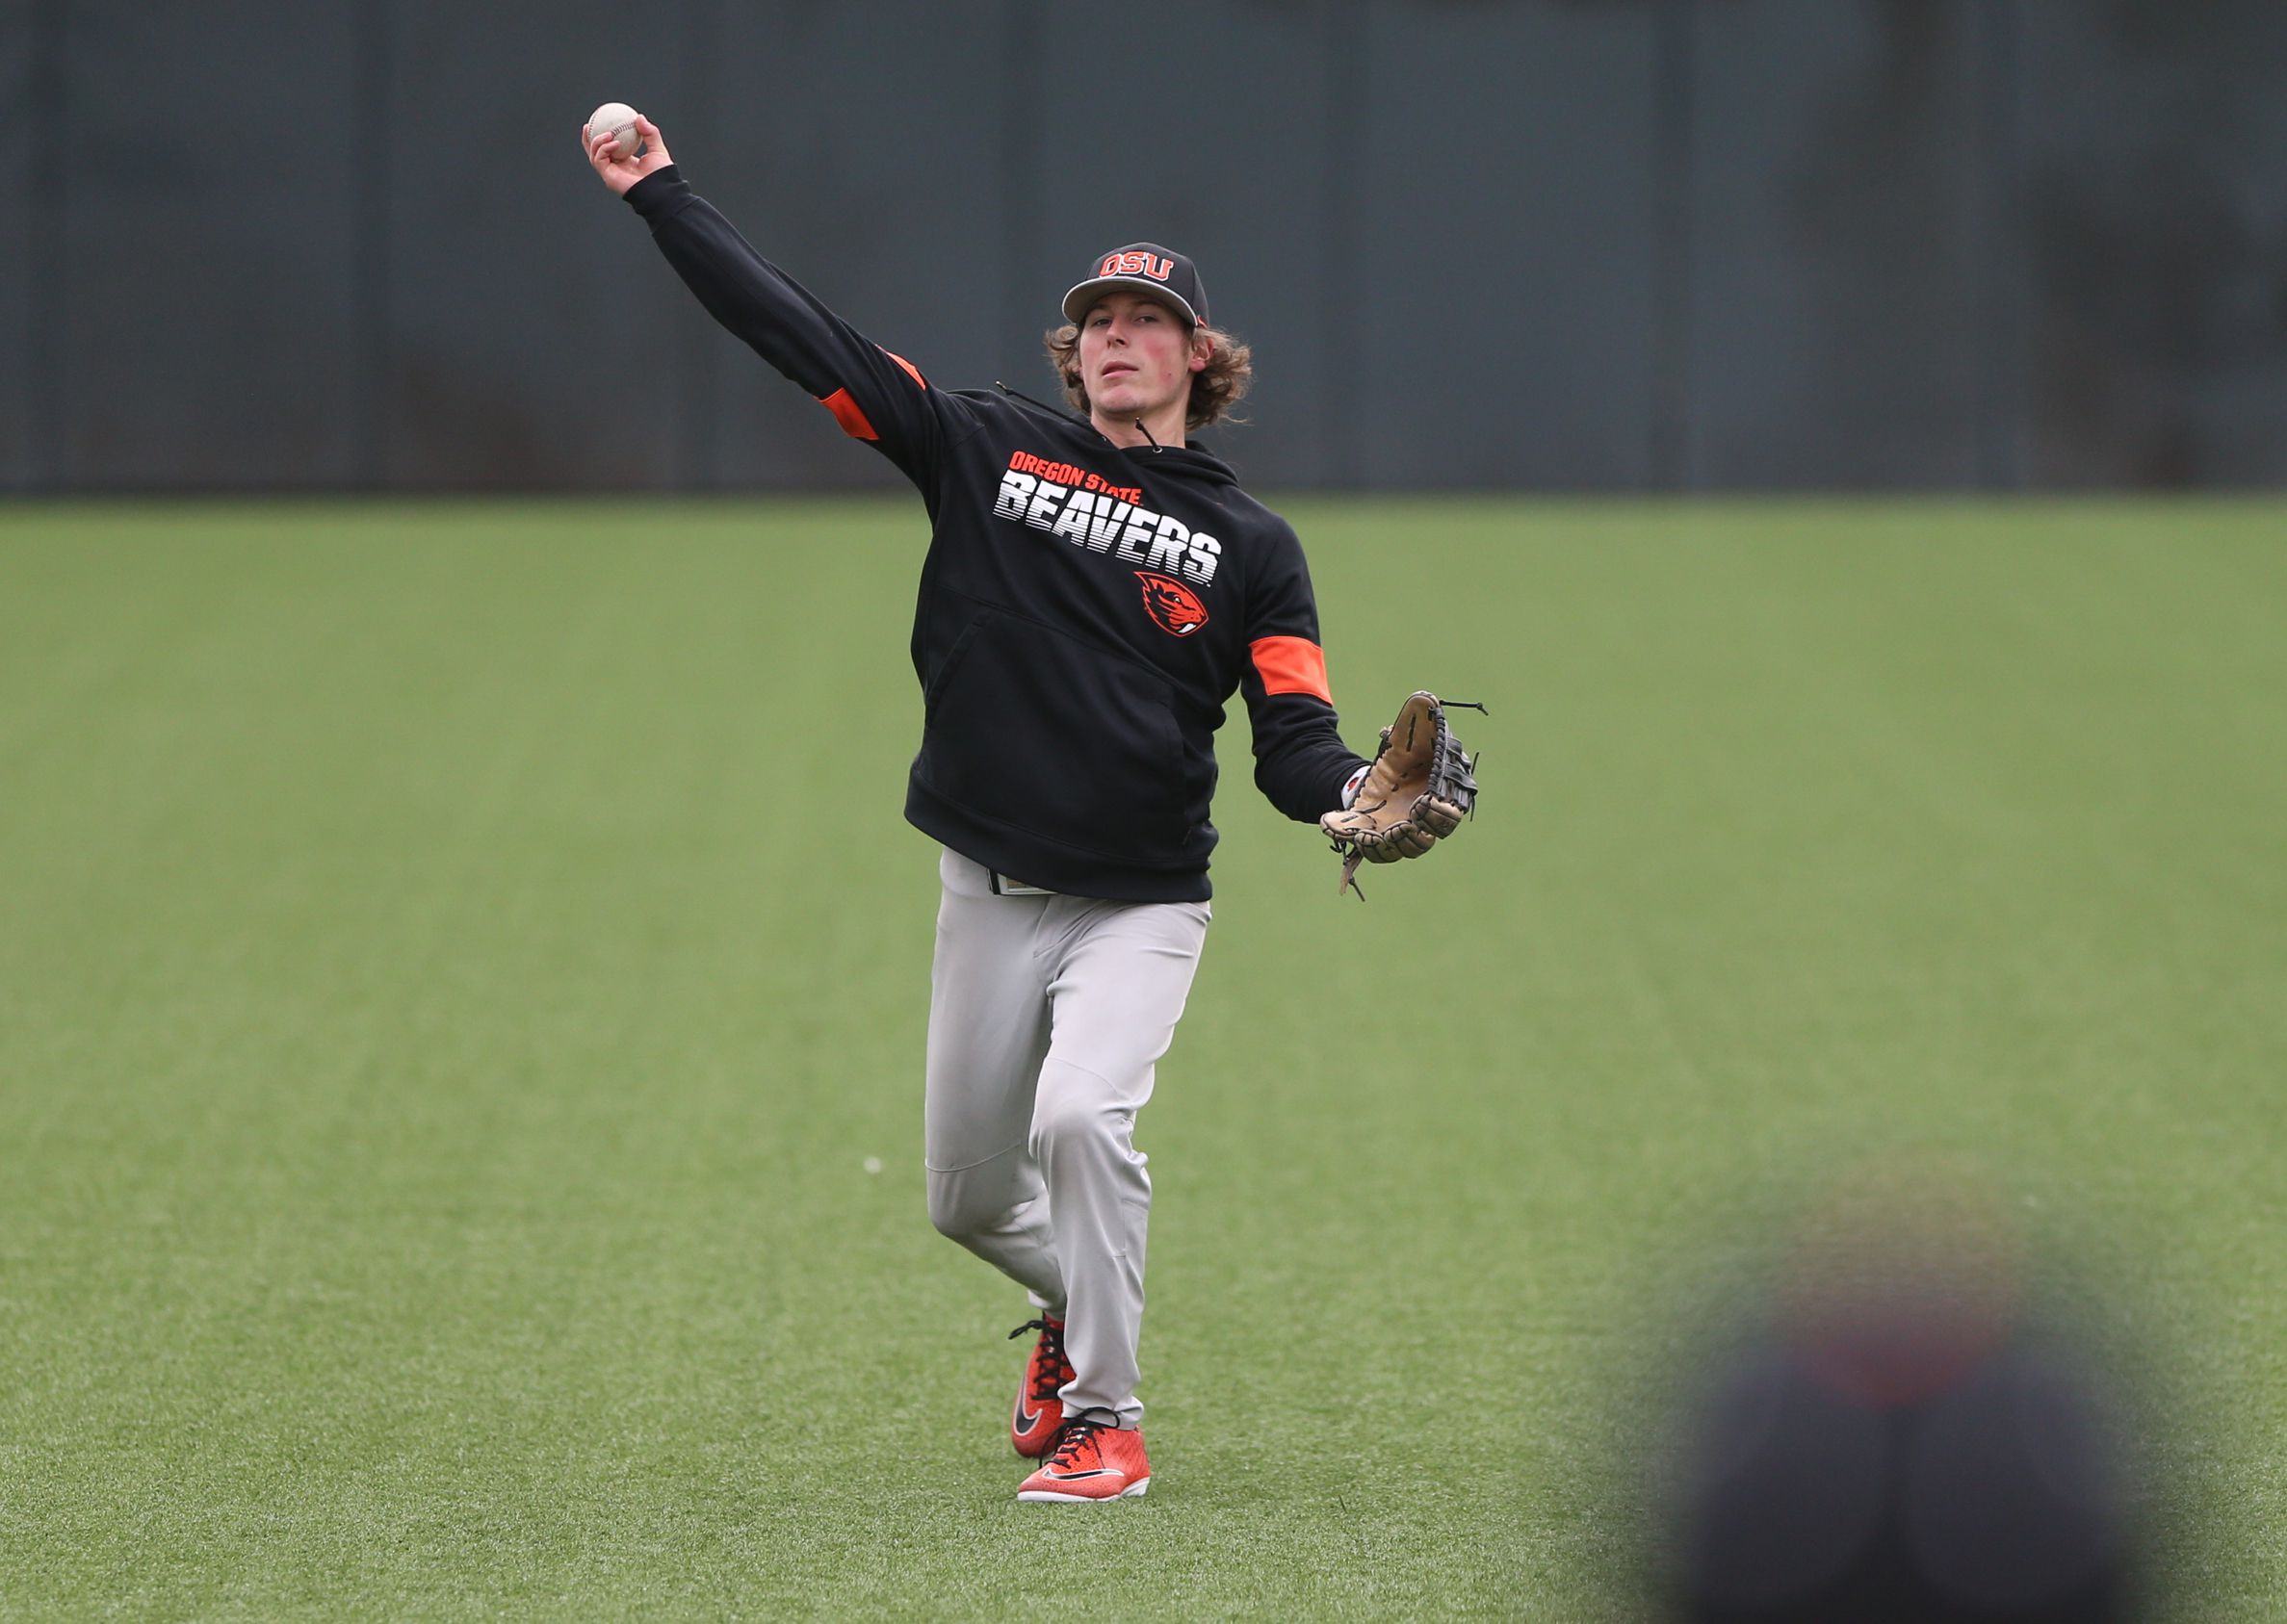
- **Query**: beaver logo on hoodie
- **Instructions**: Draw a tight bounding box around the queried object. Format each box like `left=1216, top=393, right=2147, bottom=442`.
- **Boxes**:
left=1135, top=572, right=1208, bottom=636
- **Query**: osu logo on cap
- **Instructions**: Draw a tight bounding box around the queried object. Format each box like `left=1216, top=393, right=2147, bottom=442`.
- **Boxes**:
left=1100, top=250, right=1174, bottom=282
left=1136, top=571, right=1208, bottom=636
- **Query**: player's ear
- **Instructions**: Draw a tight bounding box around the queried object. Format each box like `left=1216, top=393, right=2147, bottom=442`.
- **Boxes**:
left=1188, top=330, right=1211, bottom=374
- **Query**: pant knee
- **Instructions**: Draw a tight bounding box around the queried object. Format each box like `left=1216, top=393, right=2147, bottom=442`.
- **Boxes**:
left=927, top=1165, right=1037, bottom=1245
left=926, top=1172, right=989, bottom=1242
left=1028, top=1091, right=1131, bottom=1167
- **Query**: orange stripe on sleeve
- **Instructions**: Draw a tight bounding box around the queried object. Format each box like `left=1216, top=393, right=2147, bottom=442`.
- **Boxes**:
left=819, top=387, right=878, bottom=441
left=1250, top=635, right=1332, bottom=703
left=885, top=350, right=927, bottom=390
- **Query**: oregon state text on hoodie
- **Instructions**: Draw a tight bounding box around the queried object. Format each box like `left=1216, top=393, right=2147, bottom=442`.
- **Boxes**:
left=628, top=168, right=1364, bottom=902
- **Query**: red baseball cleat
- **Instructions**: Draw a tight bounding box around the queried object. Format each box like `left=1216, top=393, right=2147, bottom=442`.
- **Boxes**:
left=1016, top=1416, right=1151, bottom=1502
left=1009, top=1317, right=1074, bottom=1458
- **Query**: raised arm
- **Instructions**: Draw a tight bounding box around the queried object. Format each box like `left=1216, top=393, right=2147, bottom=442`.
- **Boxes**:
left=584, top=113, right=961, bottom=489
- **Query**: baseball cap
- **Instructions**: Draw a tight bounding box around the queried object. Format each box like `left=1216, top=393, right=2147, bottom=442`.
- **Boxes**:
left=1061, top=244, right=1209, bottom=328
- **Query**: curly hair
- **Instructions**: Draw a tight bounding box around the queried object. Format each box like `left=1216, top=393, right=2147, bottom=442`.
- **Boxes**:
left=1043, top=321, right=1254, bottom=432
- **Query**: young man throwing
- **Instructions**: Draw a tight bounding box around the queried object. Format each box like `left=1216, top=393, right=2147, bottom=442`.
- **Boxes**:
left=585, top=113, right=1473, bottom=1503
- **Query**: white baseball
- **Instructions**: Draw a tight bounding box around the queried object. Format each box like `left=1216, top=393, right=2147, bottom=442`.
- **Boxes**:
left=587, top=101, right=642, bottom=160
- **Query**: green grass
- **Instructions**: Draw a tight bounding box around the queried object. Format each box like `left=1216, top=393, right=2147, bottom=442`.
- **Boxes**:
left=1, top=498, right=2281, bottom=1619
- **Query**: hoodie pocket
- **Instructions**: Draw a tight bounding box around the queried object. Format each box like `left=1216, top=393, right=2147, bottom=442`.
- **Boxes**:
left=920, top=608, right=1189, bottom=860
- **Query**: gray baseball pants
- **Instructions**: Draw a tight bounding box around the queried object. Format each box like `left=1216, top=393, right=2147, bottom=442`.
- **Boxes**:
left=923, top=847, right=1210, bottom=1429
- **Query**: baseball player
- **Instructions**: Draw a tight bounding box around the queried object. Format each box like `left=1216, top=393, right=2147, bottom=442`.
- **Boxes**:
left=585, top=114, right=1472, bottom=1503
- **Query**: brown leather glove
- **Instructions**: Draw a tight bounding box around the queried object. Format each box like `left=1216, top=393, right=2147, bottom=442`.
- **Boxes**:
left=1318, top=692, right=1481, bottom=896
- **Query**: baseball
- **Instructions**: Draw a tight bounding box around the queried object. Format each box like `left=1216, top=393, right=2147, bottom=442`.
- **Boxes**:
left=586, top=102, right=642, bottom=160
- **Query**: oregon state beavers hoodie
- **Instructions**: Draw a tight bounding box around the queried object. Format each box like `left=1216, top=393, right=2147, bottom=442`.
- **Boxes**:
left=627, top=168, right=1365, bottom=902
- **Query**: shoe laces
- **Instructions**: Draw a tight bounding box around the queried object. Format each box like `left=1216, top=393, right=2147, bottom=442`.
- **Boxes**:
left=1008, top=1318, right=1070, bottom=1405
left=1044, top=1416, right=1107, bottom=1470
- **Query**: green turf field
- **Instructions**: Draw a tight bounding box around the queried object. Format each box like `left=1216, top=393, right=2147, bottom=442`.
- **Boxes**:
left=2, top=499, right=2280, bottom=1619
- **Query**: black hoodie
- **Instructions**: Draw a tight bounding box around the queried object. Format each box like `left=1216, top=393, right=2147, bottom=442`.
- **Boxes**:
left=627, top=168, right=1365, bottom=901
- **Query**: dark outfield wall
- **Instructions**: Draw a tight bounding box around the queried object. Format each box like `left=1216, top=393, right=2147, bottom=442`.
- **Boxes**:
left=5, top=0, right=2284, bottom=493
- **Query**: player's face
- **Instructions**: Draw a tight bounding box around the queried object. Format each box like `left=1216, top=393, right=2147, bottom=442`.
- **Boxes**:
left=1078, top=292, right=1207, bottom=422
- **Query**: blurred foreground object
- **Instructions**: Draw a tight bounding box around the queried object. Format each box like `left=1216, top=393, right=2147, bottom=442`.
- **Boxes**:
left=1665, top=1166, right=2141, bottom=1622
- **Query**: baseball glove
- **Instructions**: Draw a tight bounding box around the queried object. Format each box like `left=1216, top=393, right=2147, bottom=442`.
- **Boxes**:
left=1319, top=691, right=1482, bottom=896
